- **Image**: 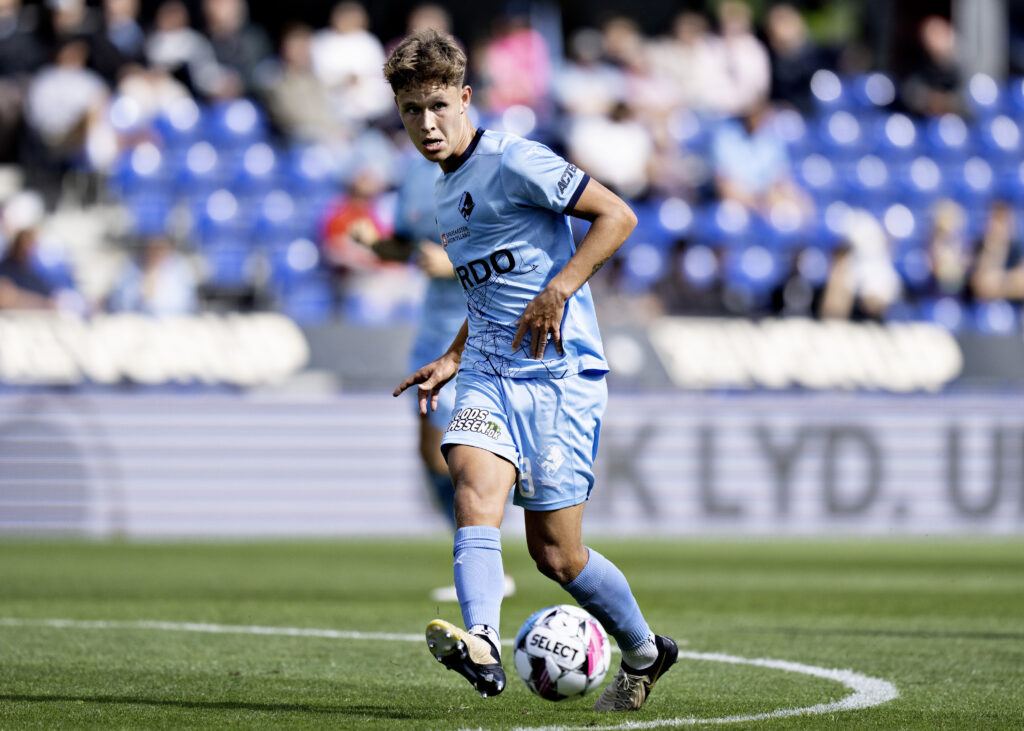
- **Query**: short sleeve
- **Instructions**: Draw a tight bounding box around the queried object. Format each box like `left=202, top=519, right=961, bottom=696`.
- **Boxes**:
left=499, top=138, right=590, bottom=213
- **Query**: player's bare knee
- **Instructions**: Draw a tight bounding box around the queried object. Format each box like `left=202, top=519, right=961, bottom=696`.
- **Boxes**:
left=531, top=544, right=579, bottom=584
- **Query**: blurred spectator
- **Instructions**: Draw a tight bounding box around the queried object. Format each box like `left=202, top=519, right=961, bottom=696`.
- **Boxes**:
left=819, top=210, right=901, bottom=321
left=703, top=0, right=771, bottom=117
left=320, top=166, right=391, bottom=272
left=201, top=0, right=272, bottom=99
left=553, top=28, right=623, bottom=118
left=107, top=234, right=199, bottom=315
left=566, top=101, right=653, bottom=200
left=260, top=22, right=338, bottom=146
left=648, top=11, right=718, bottom=111
left=146, top=0, right=227, bottom=99
left=709, top=95, right=810, bottom=218
left=0, top=0, right=45, bottom=163
left=0, top=227, right=56, bottom=309
left=89, top=0, right=146, bottom=86
left=598, top=15, right=679, bottom=125
left=46, top=0, right=101, bottom=48
left=902, top=15, right=963, bottom=117
left=478, top=13, right=553, bottom=114
left=923, top=198, right=972, bottom=299
left=310, top=1, right=392, bottom=131
left=24, top=39, right=109, bottom=173
left=969, top=200, right=1024, bottom=303
left=385, top=2, right=452, bottom=54
left=764, top=3, right=823, bottom=115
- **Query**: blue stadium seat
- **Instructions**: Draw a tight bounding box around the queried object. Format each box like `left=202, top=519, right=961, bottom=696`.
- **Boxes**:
left=109, top=142, right=171, bottom=198
left=965, top=73, right=1004, bottom=119
left=655, top=197, right=695, bottom=239
left=996, top=159, right=1024, bottom=203
left=848, top=72, right=897, bottom=111
left=922, top=114, right=974, bottom=162
left=881, top=203, right=922, bottom=247
left=794, top=246, right=830, bottom=286
left=948, top=156, right=997, bottom=207
left=816, top=110, right=870, bottom=158
left=230, top=141, right=282, bottom=196
left=267, top=237, right=322, bottom=287
left=809, top=69, right=850, bottom=113
left=174, top=140, right=230, bottom=197
left=723, top=244, right=785, bottom=296
left=123, top=192, right=175, bottom=237
left=204, top=98, right=268, bottom=150
left=871, top=112, right=920, bottom=160
left=894, top=240, right=932, bottom=294
left=843, top=154, right=891, bottom=206
left=621, top=241, right=667, bottom=292
left=152, top=97, right=204, bottom=153
left=680, top=243, right=719, bottom=289
left=919, top=296, right=965, bottom=332
left=277, top=271, right=335, bottom=325
left=976, top=114, right=1023, bottom=161
left=1005, top=76, right=1024, bottom=114
left=254, top=189, right=316, bottom=245
left=895, top=155, right=947, bottom=206
left=973, top=300, right=1020, bottom=334
left=191, top=188, right=253, bottom=246
left=284, top=144, right=340, bottom=208
left=201, top=241, right=253, bottom=288
left=794, top=153, right=841, bottom=205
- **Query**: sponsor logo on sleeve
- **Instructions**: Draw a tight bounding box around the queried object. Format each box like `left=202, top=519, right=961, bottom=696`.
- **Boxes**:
left=557, top=164, right=579, bottom=196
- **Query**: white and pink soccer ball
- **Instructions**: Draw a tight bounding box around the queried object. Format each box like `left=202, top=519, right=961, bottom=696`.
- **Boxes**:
left=513, top=604, right=611, bottom=701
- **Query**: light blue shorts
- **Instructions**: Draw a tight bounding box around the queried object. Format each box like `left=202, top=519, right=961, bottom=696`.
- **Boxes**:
left=440, top=369, right=608, bottom=511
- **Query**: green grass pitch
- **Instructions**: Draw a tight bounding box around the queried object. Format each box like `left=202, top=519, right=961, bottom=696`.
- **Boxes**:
left=1, top=538, right=1022, bottom=729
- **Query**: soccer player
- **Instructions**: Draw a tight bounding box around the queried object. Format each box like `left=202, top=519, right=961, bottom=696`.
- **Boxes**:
left=386, top=29, right=677, bottom=711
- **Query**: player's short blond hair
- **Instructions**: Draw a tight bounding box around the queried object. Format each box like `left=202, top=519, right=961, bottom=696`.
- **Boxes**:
left=383, top=28, right=466, bottom=94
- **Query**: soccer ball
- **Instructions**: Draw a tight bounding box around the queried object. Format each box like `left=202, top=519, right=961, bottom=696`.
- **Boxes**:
left=513, top=604, right=611, bottom=701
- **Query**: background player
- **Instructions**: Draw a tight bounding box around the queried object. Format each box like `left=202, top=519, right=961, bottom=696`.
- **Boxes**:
left=386, top=29, right=677, bottom=711
left=347, top=151, right=515, bottom=602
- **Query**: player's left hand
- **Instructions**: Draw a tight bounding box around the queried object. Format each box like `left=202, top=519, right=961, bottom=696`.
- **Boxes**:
left=513, top=286, right=567, bottom=360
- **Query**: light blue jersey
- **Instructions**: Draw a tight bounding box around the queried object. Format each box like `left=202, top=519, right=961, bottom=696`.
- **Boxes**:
left=434, top=129, right=608, bottom=379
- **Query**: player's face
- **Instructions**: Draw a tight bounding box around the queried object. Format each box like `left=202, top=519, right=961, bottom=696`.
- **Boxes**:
left=395, top=83, right=473, bottom=164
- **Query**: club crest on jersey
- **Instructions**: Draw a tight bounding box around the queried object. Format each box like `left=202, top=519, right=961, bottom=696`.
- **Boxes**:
left=458, top=191, right=475, bottom=221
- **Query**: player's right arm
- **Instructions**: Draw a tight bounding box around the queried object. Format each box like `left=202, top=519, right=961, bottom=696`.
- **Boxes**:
left=394, top=318, right=468, bottom=414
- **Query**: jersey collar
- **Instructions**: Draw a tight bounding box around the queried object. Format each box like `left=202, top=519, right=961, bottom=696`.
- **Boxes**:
left=442, top=128, right=485, bottom=174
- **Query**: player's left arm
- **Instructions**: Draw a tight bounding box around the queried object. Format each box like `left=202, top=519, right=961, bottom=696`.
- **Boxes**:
left=512, top=179, right=637, bottom=359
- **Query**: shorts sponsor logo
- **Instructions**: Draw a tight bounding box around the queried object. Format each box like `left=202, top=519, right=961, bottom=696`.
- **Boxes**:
left=447, top=408, right=502, bottom=439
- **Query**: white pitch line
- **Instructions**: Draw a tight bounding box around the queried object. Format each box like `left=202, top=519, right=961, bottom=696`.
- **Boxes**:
left=0, top=617, right=898, bottom=728
left=0, top=617, right=424, bottom=643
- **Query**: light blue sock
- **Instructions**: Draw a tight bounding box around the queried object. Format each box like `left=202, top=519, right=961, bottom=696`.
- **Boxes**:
left=453, top=526, right=504, bottom=635
left=562, top=547, right=652, bottom=651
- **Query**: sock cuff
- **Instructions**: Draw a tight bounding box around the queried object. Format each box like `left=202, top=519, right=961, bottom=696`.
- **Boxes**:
left=454, top=525, right=502, bottom=553
left=563, top=547, right=605, bottom=597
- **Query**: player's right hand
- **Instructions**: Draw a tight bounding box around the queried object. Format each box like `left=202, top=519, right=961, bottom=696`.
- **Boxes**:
left=393, top=353, right=459, bottom=415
